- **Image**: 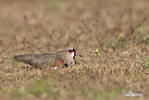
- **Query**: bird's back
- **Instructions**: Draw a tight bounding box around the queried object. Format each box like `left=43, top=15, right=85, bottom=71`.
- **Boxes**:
left=14, top=54, right=57, bottom=67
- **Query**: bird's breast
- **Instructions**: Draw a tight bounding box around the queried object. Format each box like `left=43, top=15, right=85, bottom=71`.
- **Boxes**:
left=55, top=59, right=64, bottom=67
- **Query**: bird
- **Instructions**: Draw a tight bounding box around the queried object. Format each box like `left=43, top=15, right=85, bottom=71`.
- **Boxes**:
left=14, top=48, right=83, bottom=69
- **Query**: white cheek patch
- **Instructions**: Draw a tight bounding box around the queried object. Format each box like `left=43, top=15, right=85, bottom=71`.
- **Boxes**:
left=71, top=52, right=75, bottom=58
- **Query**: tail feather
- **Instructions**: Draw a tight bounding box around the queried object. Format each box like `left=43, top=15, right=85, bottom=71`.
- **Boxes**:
left=14, top=55, right=24, bottom=62
left=13, top=54, right=35, bottom=65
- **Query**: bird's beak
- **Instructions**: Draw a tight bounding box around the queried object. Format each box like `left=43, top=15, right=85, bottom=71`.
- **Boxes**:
left=75, top=52, right=83, bottom=57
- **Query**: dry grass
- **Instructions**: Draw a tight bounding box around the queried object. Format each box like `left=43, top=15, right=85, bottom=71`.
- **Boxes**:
left=0, top=0, right=149, bottom=100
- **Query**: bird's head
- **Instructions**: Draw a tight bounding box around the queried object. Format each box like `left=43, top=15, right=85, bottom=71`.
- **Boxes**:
left=56, top=48, right=83, bottom=63
left=64, top=48, right=83, bottom=58
left=65, top=48, right=83, bottom=65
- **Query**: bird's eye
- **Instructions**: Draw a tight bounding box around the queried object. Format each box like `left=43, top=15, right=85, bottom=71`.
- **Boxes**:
left=68, top=49, right=73, bottom=53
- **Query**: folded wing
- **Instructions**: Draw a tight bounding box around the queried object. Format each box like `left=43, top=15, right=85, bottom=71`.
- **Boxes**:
left=14, top=54, right=56, bottom=67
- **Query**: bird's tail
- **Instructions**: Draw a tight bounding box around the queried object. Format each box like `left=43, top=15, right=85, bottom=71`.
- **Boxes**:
left=13, top=55, right=24, bottom=62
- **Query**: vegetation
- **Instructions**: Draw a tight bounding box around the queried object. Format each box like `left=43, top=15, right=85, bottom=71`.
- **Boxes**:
left=0, top=0, right=148, bottom=100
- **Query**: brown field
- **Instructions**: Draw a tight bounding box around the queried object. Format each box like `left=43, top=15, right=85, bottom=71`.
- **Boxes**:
left=0, top=0, right=149, bottom=100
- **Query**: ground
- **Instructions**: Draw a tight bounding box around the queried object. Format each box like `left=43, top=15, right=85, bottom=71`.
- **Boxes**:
left=0, top=0, right=149, bottom=100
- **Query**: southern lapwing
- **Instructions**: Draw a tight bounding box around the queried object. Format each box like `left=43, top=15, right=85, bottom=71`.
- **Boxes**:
left=14, top=48, right=82, bottom=69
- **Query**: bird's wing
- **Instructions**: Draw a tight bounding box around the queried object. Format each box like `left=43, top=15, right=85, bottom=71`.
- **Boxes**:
left=14, top=54, right=56, bottom=67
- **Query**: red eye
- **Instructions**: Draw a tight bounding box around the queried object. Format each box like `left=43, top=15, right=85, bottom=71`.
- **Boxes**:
left=68, top=49, right=73, bottom=53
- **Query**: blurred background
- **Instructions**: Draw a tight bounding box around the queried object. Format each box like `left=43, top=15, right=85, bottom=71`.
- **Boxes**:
left=0, top=0, right=149, bottom=54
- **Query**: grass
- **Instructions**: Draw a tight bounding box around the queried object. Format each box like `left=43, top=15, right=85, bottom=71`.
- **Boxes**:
left=135, top=27, right=149, bottom=44
left=102, top=33, right=128, bottom=50
left=0, top=0, right=149, bottom=100
left=26, top=79, right=57, bottom=97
